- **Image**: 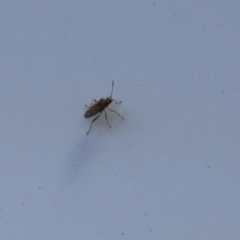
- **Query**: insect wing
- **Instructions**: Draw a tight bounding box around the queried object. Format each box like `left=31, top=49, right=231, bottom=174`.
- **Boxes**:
left=84, top=106, right=102, bottom=118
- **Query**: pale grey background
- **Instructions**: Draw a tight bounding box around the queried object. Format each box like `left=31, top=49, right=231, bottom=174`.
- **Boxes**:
left=0, top=1, right=240, bottom=239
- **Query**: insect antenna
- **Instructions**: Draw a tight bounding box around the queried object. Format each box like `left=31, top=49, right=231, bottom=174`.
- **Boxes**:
left=110, top=81, right=114, bottom=98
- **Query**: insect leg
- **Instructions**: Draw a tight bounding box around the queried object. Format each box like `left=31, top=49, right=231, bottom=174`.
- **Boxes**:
left=113, top=99, right=122, bottom=104
left=90, top=99, right=98, bottom=105
left=86, top=112, right=102, bottom=135
left=85, top=99, right=98, bottom=108
left=104, top=110, right=111, bottom=128
left=108, top=108, right=124, bottom=119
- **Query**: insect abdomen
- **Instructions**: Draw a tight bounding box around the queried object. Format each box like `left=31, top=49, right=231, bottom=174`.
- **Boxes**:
left=84, top=107, right=101, bottom=118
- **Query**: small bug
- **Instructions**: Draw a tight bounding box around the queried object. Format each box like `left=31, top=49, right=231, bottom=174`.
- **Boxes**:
left=84, top=81, right=124, bottom=135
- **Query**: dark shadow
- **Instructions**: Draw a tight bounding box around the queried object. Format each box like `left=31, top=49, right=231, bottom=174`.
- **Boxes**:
left=61, top=134, right=100, bottom=190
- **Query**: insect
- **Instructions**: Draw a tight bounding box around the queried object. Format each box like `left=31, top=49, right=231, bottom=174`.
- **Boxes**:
left=84, top=81, right=124, bottom=135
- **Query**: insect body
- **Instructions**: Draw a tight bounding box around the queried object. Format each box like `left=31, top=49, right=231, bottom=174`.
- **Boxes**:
left=84, top=81, right=124, bottom=135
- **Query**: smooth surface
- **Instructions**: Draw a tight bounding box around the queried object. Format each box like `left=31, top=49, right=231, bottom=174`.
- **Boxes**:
left=1, top=1, right=240, bottom=239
